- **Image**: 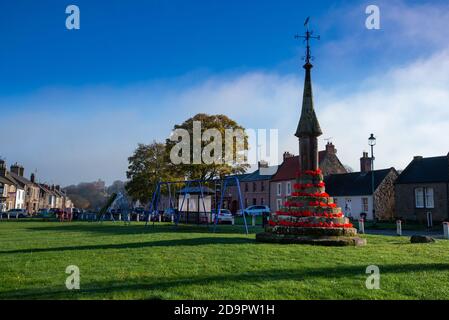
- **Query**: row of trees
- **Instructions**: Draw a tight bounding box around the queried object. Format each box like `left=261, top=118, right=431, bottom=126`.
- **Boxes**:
left=125, top=113, right=249, bottom=203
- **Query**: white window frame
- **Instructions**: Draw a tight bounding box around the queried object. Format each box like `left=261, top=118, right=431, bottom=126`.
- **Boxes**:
left=277, top=183, right=282, bottom=196
left=362, top=197, right=369, bottom=212
left=415, top=188, right=424, bottom=208
left=286, top=182, right=291, bottom=196
left=276, top=199, right=282, bottom=210
left=425, top=187, right=434, bottom=209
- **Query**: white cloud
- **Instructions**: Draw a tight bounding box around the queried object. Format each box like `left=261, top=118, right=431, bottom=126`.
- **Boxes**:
left=2, top=0, right=449, bottom=185
left=318, top=48, right=449, bottom=171
left=3, top=46, right=449, bottom=186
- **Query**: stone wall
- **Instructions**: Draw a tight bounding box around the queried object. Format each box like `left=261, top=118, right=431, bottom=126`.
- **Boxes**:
left=395, top=182, right=449, bottom=222
left=242, top=179, right=271, bottom=207
left=320, top=154, right=347, bottom=176
left=374, top=169, right=398, bottom=220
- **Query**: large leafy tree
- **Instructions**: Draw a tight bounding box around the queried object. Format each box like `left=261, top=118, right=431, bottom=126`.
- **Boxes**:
left=126, top=141, right=179, bottom=203
left=166, top=113, right=249, bottom=181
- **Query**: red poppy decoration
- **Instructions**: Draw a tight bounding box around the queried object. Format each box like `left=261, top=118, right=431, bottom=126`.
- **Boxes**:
left=270, top=167, right=353, bottom=229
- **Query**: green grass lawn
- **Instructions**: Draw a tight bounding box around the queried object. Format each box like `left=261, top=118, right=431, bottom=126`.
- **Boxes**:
left=1, top=220, right=449, bottom=300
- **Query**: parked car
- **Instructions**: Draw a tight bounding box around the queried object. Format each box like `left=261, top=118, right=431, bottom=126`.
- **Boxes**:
left=238, top=205, right=271, bottom=216
left=5, top=209, right=29, bottom=218
left=36, top=208, right=54, bottom=219
left=211, top=209, right=234, bottom=224
left=72, top=208, right=82, bottom=220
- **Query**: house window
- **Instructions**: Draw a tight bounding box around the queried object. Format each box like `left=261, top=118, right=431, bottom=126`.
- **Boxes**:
left=276, top=199, right=282, bottom=210
left=415, top=188, right=424, bottom=208
left=245, top=198, right=248, bottom=208
left=362, top=197, right=369, bottom=212
left=287, top=182, right=292, bottom=196
left=261, top=182, right=265, bottom=192
left=252, top=198, right=257, bottom=205
left=334, top=198, right=338, bottom=205
left=245, top=183, right=248, bottom=192
left=261, top=198, right=264, bottom=205
left=425, top=188, right=434, bottom=208
left=253, top=182, right=257, bottom=192
left=415, top=187, right=434, bottom=208
left=277, top=183, right=282, bottom=196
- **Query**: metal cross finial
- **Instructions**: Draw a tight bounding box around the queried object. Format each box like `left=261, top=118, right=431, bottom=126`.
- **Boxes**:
left=294, top=17, right=320, bottom=64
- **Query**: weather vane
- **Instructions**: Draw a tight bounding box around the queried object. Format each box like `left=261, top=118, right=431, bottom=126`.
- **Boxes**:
left=294, top=16, right=320, bottom=64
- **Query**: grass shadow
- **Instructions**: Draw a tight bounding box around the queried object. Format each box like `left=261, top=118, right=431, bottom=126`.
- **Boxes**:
left=0, top=236, right=256, bottom=255
left=2, top=263, right=449, bottom=299
left=25, top=222, right=262, bottom=236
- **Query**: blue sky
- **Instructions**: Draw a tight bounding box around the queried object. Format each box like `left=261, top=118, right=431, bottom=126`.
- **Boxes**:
left=1, top=0, right=449, bottom=185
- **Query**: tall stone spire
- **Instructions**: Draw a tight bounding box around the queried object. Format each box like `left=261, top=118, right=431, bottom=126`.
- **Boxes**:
left=256, top=18, right=366, bottom=246
left=294, top=19, right=322, bottom=171
left=295, top=62, right=322, bottom=138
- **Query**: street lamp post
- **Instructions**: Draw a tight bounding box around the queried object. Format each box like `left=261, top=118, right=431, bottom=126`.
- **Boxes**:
left=368, top=133, right=376, bottom=222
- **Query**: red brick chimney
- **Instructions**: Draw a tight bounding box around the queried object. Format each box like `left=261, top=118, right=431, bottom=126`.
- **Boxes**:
left=283, top=151, right=294, bottom=161
left=325, top=142, right=336, bottom=155
left=360, top=152, right=373, bottom=173
left=258, top=160, right=269, bottom=169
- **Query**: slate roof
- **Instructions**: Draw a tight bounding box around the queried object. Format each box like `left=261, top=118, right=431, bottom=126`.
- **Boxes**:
left=395, top=156, right=449, bottom=184
left=241, top=166, right=278, bottom=182
left=9, top=172, right=32, bottom=187
left=38, top=184, right=56, bottom=196
left=1, top=173, right=22, bottom=189
left=223, top=173, right=252, bottom=186
left=0, top=176, right=11, bottom=185
left=324, top=168, right=393, bottom=197
left=177, top=186, right=215, bottom=194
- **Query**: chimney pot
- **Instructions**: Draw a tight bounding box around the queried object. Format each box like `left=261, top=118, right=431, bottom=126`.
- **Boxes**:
left=325, top=142, right=336, bottom=154
left=360, top=152, right=373, bottom=173
left=258, top=160, right=268, bottom=169
left=283, top=151, right=294, bottom=161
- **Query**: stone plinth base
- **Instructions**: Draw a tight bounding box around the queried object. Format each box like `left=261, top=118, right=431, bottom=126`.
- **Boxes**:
left=256, top=232, right=367, bottom=246
left=267, top=225, right=358, bottom=237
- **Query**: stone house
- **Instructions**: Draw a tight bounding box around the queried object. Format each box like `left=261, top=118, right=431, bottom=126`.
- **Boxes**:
left=38, top=184, right=56, bottom=209
left=325, top=167, right=398, bottom=221
left=9, top=164, right=40, bottom=214
left=270, top=142, right=347, bottom=212
left=0, top=176, right=11, bottom=212
left=0, top=161, right=25, bottom=210
left=395, top=154, right=449, bottom=223
left=221, top=173, right=252, bottom=213
left=222, top=161, right=278, bottom=213
left=240, top=161, right=278, bottom=209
